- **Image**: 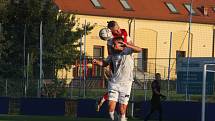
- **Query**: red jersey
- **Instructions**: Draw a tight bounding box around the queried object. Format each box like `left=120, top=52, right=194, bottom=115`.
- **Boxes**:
left=112, top=29, right=128, bottom=43
left=108, top=29, right=129, bottom=55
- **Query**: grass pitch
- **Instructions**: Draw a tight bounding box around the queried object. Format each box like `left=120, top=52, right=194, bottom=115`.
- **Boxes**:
left=0, top=115, right=147, bottom=121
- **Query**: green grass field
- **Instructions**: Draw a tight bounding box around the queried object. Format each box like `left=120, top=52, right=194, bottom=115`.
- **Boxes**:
left=0, top=115, right=147, bottom=121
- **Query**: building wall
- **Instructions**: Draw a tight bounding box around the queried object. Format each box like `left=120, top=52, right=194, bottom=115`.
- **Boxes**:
left=57, top=68, right=73, bottom=84
left=77, top=15, right=214, bottom=56
left=69, top=15, right=214, bottom=79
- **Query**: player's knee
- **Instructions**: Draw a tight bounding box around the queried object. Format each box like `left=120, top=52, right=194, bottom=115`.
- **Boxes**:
left=119, top=104, right=127, bottom=114
left=109, top=100, right=116, bottom=112
left=109, top=104, right=115, bottom=112
left=119, top=98, right=129, bottom=106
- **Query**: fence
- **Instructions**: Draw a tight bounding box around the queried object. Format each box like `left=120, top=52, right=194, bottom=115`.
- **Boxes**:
left=0, top=57, right=214, bottom=103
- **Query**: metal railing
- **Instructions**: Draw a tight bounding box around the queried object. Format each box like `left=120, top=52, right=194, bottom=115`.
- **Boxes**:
left=0, top=58, right=215, bottom=103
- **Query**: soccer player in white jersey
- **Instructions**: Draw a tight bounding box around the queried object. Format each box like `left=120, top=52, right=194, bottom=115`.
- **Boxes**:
left=93, top=37, right=141, bottom=121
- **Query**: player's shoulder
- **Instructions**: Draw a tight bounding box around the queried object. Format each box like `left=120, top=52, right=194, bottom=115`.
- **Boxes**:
left=152, top=80, right=156, bottom=85
left=107, top=39, right=113, bottom=46
left=122, top=47, right=133, bottom=54
left=121, top=29, right=127, bottom=33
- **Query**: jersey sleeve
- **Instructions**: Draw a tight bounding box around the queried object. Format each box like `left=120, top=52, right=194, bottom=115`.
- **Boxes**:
left=107, top=39, right=113, bottom=55
left=105, top=55, right=112, bottom=64
left=122, top=48, right=133, bottom=55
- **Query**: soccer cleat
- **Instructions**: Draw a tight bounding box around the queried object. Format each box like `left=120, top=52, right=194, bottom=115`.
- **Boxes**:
left=96, top=105, right=100, bottom=112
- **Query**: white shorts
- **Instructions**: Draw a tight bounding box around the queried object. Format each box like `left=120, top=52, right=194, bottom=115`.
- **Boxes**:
left=108, top=81, right=132, bottom=105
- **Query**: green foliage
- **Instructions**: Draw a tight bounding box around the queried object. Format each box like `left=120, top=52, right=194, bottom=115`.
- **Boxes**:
left=0, top=0, right=94, bottom=79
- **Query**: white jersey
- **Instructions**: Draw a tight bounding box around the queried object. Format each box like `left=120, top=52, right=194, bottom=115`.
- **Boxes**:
left=108, top=48, right=134, bottom=83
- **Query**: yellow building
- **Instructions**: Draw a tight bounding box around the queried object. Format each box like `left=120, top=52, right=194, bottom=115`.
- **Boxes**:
left=54, top=0, right=215, bottom=80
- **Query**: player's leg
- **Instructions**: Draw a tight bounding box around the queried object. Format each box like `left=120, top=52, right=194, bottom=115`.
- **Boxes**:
left=118, top=82, right=132, bottom=121
left=96, top=92, right=108, bottom=112
left=118, top=94, right=129, bottom=121
left=145, top=101, right=158, bottom=121
left=108, top=90, right=119, bottom=121
left=158, top=103, right=162, bottom=121
left=96, top=97, right=105, bottom=112
left=119, top=103, right=128, bottom=121
left=144, top=106, right=156, bottom=121
left=109, top=100, right=117, bottom=121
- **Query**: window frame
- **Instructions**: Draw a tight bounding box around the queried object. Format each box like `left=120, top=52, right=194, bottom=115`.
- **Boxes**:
left=119, top=0, right=133, bottom=11
left=184, top=3, right=196, bottom=15
left=165, top=2, right=179, bottom=14
left=93, top=45, right=104, bottom=58
left=90, top=0, right=103, bottom=9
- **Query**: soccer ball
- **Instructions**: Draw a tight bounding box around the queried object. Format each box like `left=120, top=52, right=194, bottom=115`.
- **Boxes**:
left=99, top=28, right=113, bottom=41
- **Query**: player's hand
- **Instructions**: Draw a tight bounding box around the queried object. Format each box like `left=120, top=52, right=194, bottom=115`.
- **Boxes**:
left=118, top=41, right=127, bottom=47
left=92, top=59, right=97, bottom=64
left=160, top=95, right=167, bottom=100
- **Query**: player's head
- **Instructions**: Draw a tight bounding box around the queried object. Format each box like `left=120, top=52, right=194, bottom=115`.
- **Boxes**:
left=155, top=73, right=161, bottom=80
left=107, top=21, right=122, bottom=35
left=112, top=37, right=125, bottom=52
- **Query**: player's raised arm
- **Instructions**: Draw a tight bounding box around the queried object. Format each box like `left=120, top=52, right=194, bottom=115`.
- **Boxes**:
left=121, top=41, right=142, bottom=53
left=92, top=59, right=109, bottom=67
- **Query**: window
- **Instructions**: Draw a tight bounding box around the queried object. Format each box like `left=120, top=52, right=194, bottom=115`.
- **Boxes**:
left=165, top=2, right=179, bottom=13
left=90, top=0, right=102, bottom=8
left=184, top=3, right=196, bottom=14
left=142, top=48, right=148, bottom=72
left=137, top=48, right=148, bottom=72
left=93, top=46, right=104, bottom=58
left=176, top=50, right=186, bottom=58
left=119, top=0, right=133, bottom=10
left=93, top=46, right=104, bottom=77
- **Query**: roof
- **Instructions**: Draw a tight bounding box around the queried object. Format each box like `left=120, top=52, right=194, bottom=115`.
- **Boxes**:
left=54, top=0, right=215, bottom=25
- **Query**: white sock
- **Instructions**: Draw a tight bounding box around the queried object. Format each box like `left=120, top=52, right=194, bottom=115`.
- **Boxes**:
left=109, top=111, right=114, bottom=120
left=121, top=114, right=126, bottom=118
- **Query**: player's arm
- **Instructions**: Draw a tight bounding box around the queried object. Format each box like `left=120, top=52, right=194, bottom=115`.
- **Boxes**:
left=126, top=36, right=134, bottom=45
left=152, top=82, right=162, bottom=95
left=92, top=59, right=109, bottom=67
left=127, top=44, right=141, bottom=53
left=121, top=42, right=142, bottom=53
left=153, top=88, right=162, bottom=96
left=107, top=44, right=112, bottom=55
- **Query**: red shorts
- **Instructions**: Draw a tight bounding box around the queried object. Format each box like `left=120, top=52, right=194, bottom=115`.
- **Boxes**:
left=103, top=92, right=109, bottom=100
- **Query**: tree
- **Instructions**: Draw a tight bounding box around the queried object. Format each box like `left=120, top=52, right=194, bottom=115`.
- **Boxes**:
left=1, top=0, right=94, bottom=79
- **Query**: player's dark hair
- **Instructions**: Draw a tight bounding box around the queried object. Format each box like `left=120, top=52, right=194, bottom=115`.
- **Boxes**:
left=113, top=36, right=124, bottom=42
left=155, top=73, right=161, bottom=80
left=155, top=73, right=161, bottom=77
left=107, top=21, right=117, bottom=28
left=113, top=37, right=124, bottom=47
